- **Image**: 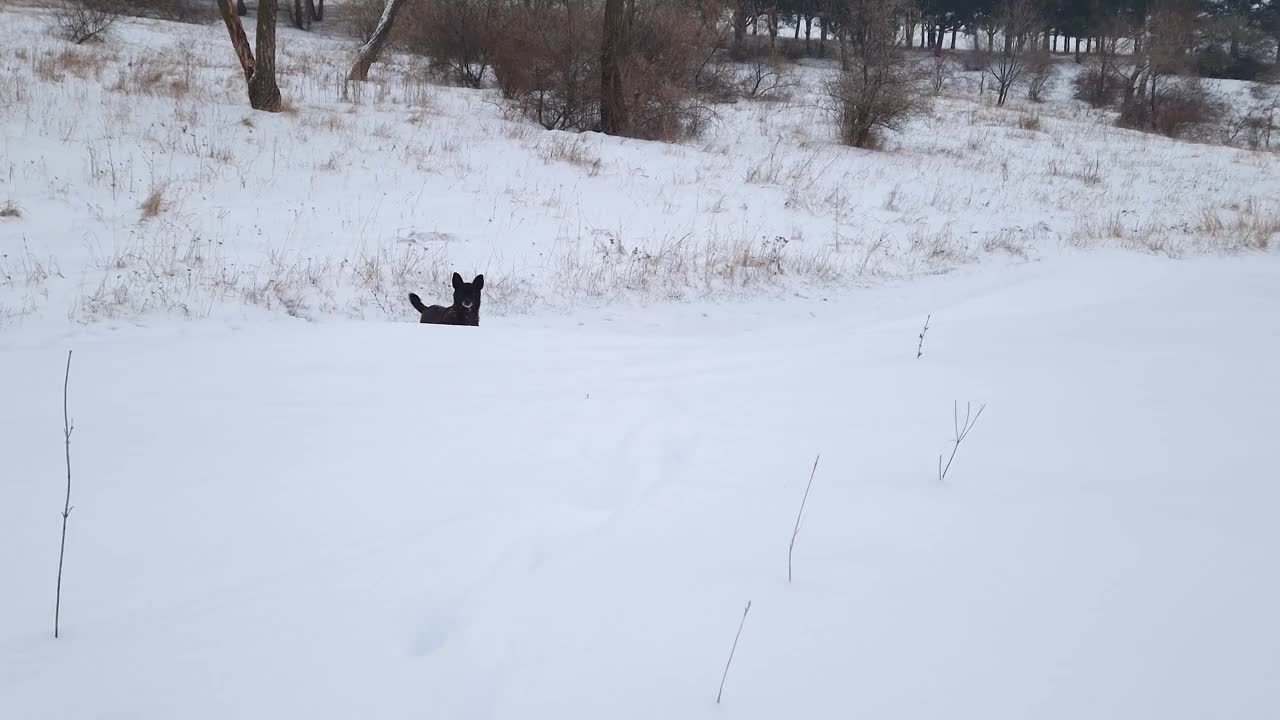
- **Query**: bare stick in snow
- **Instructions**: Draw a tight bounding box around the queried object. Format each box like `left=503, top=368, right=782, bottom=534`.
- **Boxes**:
left=716, top=601, right=752, bottom=704
left=938, top=401, right=986, bottom=483
left=788, top=454, right=821, bottom=583
left=917, top=314, right=931, bottom=358
left=55, top=350, right=74, bottom=639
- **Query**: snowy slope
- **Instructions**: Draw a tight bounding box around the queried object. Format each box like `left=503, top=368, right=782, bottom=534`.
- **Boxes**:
left=4, top=252, right=1279, bottom=719
left=2, top=7, right=1279, bottom=330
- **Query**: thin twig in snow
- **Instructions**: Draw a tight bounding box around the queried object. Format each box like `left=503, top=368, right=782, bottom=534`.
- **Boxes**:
left=938, top=401, right=986, bottom=483
left=917, top=314, right=931, bottom=358
left=788, top=454, right=821, bottom=583
left=55, top=350, right=74, bottom=639
left=716, top=601, right=752, bottom=704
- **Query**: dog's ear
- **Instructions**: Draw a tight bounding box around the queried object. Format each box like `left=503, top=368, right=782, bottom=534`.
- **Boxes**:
left=452, top=272, right=464, bottom=289
left=408, top=292, right=427, bottom=314
left=472, top=274, right=484, bottom=290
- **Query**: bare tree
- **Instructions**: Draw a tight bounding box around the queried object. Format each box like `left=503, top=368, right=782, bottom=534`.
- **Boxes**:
left=600, top=0, right=629, bottom=134
left=216, top=0, right=282, bottom=110
left=349, top=0, right=410, bottom=81
left=985, top=0, right=1041, bottom=106
left=54, top=0, right=118, bottom=44
left=290, top=0, right=318, bottom=30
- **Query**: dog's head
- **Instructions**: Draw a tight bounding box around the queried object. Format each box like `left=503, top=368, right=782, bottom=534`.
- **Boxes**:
left=451, top=272, right=484, bottom=312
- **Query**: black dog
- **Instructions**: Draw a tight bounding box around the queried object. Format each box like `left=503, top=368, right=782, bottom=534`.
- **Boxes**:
left=409, top=273, right=484, bottom=326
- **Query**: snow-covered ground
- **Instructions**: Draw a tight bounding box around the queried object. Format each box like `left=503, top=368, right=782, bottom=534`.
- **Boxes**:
left=3, top=4, right=1280, bottom=719
left=5, top=252, right=1280, bottom=719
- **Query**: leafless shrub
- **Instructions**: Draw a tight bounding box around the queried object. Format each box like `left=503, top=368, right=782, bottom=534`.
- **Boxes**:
left=738, top=54, right=796, bottom=101
left=1226, top=85, right=1279, bottom=149
left=1026, top=51, right=1054, bottom=103
left=53, top=0, right=119, bottom=45
left=0, top=201, right=20, bottom=219
left=826, top=0, right=928, bottom=149
left=615, top=1, right=719, bottom=140
left=1121, top=78, right=1224, bottom=139
left=493, top=0, right=715, bottom=141
left=492, top=0, right=600, bottom=131
left=401, top=0, right=499, bottom=88
left=957, top=49, right=989, bottom=72
left=928, top=53, right=957, bottom=96
left=1071, top=66, right=1123, bottom=107
left=116, top=0, right=214, bottom=23
left=1017, top=111, right=1041, bottom=131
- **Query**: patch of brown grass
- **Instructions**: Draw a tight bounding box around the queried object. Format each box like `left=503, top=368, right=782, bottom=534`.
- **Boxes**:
left=34, top=47, right=101, bottom=82
left=139, top=187, right=165, bottom=220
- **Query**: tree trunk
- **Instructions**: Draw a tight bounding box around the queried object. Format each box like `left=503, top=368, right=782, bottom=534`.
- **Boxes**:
left=732, top=3, right=747, bottom=56
left=217, top=0, right=255, bottom=82
left=819, top=18, right=827, bottom=57
left=236, top=0, right=246, bottom=16
left=600, top=0, right=628, bottom=135
left=950, top=28, right=956, bottom=49
left=349, top=0, right=408, bottom=81
left=838, top=26, right=849, bottom=71
left=249, top=0, right=282, bottom=111
left=793, top=17, right=800, bottom=40
left=768, top=8, right=777, bottom=50
left=314, top=0, right=324, bottom=21
left=804, top=15, right=812, bottom=50
left=293, top=0, right=311, bottom=30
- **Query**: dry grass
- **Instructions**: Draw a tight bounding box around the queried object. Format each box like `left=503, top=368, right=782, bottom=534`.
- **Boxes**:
left=139, top=186, right=166, bottom=220
left=110, top=55, right=193, bottom=98
left=551, top=230, right=844, bottom=304
left=34, top=46, right=103, bottom=82
left=0, top=201, right=20, bottom=219
left=537, top=135, right=602, bottom=174
left=1196, top=203, right=1280, bottom=251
